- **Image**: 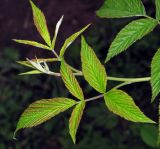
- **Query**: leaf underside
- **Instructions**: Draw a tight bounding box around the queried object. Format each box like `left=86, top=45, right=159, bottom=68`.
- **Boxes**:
left=69, top=101, right=85, bottom=144
left=151, top=49, right=160, bottom=102
left=14, top=98, right=76, bottom=137
left=60, top=60, right=84, bottom=100
left=104, top=89, right=155, bottom=123
left=96, top=0, right=146, bottom=18
left=17, top=58, right=58, bottom=68
left=81, top=36, right=107, bottom=93
left=105, top=18, right=157, bottom=62
left=52, top=15, right=64, bottom=50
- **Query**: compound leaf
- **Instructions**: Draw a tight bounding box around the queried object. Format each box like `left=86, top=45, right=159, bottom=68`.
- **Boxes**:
left=69, top=101, right=85, bottom=144
left=105, top=19, right=158, bottom=62
left=60, top=24, right=90, bottom=57
left=14, top=98, right=76, bottom=138
left=151, top=49, right=160, bottom=102
left=156, top=0, right=160, bottom=21
left=13, top=39, right=51, bottom=50
left=81, top=36, right=107, bottom=93
left=96, top=0, right=146, bottom=18
left=60, top=60, right=84, bottom=100
left=104, top=89, right=155, bottom=123
left=30, top=0, right=51, bottom=46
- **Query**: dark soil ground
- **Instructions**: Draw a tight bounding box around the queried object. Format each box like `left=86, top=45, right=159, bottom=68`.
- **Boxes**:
left=0, top=0, right=103, bottom=50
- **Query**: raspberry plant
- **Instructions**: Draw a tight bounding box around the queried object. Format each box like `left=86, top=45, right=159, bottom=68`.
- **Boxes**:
left=14, top=0, right=160, bottom=145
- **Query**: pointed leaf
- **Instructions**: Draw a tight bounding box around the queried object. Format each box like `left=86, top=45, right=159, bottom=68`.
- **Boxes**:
left=60, top=60, right=84, bottom=100
left=104, top=89, right=155, bottom=123
left=81, top=36, right=107, bottom=93
left=15, top=98, right=76, bottom=136
left=96, top=0, right=146, bottom=18
left=30, top=0, right=51, bottom=46
left=52, top=16, right=64, bottom=50
left=19, top=70, right=43, bottom=75
left=105, top=19, right=158, bottom=62
left=69, top=101, right=85, bottom=144
left=156, top=0, right=160, bottom=21
left=151, top=49, right=160, bottom=102
left=13, top=39, right=51, bottom=50
left=60, top=24, right=90, bottom=57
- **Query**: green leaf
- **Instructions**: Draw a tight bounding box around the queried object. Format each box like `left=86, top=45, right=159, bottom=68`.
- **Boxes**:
left=60, top=60, right=84, bottom=100
left=151, top=48, right=160, bottom=102
left=19, top=70, right=43, bottom=75
left=105, top=19, right=158, bottom=62
left=156, top=0, right=160, bottom=21
left=52, top=15, right=64, bottom=50
left=140, top=124, right=159, bottom=148
left=81, top=36, right=107, bottom=93
left=30, top=0, right=51, bottom=46
left=17, top=58, right=58, bottom=68
left=60, top=24, right=90, bottom=57
left=13, top=39, right=51, bottom=50
left=158, top=103, right=160, bottom=146
left=104, top=89, right=155, bottom=123
left=14, top=98, right=76, bottom=138
left=69, top=101, right=85, bottom=144
left=96, top=0, right=146, bottom=18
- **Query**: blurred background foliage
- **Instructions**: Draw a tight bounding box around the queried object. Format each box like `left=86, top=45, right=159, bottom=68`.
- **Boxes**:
left=0, top=0, right=159, bottom=148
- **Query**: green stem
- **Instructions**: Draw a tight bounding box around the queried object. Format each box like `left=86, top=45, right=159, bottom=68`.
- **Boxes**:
left=67, top=65, right=82, bottom=73
left=84, top=78, right=150, bottom=103
left=107, top=76, right=150, bottom=82
left=143, top=15, right=154, bottom=20
left=85, top=94, right=104, bottom=102
left=143, top=15, right=160, bottom=25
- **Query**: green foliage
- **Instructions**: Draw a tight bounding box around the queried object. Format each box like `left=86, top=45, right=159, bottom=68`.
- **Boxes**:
left=96, top=0, right=146, bottom=18
left=69, top=101, right=85, bottom=144
left=104, top=90, right=155, bottom=123
left=60, top=60, right=84, bottom=100
left=151, top=49, right=160, bottom=102
left=106, top=18, right=158, bottom=62
left=140, top=124, right=159, bottom=148
left=81, top=36, right=107, bottom=93
left=30, top=0, right=51, bottom=46
left=12, top=40, right=51, bottom=50
left=60, top=24, right=90, bottom=57
left=13, top=0, right=159, bottom=145
left=14, top=98, right=76, bottom=137
left=156, top=0, right=160, bottom=21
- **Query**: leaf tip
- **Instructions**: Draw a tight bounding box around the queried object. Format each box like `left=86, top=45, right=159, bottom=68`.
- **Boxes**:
left=29, top=0, right=34, bottom=7
left=12, top=39, right=18, bottom=42
left=71, top=135, right=76, bottom=144
left=151, top=96, right=155, bottom=103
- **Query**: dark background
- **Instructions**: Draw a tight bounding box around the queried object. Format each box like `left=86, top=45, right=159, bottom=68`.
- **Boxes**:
left=0, top=0, right=159, bottom=148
